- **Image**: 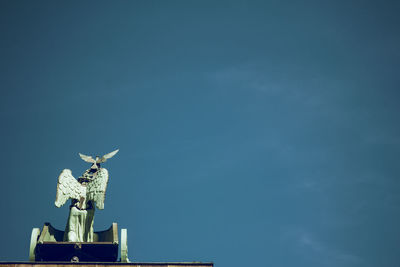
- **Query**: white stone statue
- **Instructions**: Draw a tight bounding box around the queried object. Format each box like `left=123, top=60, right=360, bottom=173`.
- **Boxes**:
left=55, top=149, right=119, bottom=242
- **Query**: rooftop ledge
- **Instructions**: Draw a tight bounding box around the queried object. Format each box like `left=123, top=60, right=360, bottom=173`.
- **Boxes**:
left=0, top=262, right=213, bottom=266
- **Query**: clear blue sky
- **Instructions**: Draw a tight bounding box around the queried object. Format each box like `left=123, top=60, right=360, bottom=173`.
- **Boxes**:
left=1, top=1, right=400, bottom=266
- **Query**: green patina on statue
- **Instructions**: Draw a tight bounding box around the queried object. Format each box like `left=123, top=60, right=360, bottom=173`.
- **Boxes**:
left=29, top=149, right=130, bottom=262
left=55, top=149, right=119, bottom=242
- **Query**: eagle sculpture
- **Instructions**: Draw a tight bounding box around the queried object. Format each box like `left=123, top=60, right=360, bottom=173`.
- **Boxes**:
left=54, top=149, right=119, bottom=242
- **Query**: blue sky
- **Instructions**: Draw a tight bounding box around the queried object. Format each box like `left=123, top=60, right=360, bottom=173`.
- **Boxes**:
left=1, top=1, right=400, bottom=266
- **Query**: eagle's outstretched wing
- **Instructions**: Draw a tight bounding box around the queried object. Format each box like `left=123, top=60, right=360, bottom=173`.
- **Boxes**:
left=98, top=149, right=119, bottom=163
left=86, top=168, right=109, bottom=209
left=79, top=153, right=96, bottom=163
left=55, top=169, right=86, bottom=208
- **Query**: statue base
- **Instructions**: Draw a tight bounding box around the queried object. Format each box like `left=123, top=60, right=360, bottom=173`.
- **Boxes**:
left=30, top=222, right=125, bottom=262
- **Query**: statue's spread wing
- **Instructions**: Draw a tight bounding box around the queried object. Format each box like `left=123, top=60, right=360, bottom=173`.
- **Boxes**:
left=98, top=149, right=119, bottom=163
left=87, top=168, right=109, bottom=209
left=79, top=153, right=96, bottom=163
left=55, top=169, right=86, bottom=208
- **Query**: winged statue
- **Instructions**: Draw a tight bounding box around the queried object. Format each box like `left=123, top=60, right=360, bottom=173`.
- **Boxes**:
left=55, top=149, right=119, bottom=242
